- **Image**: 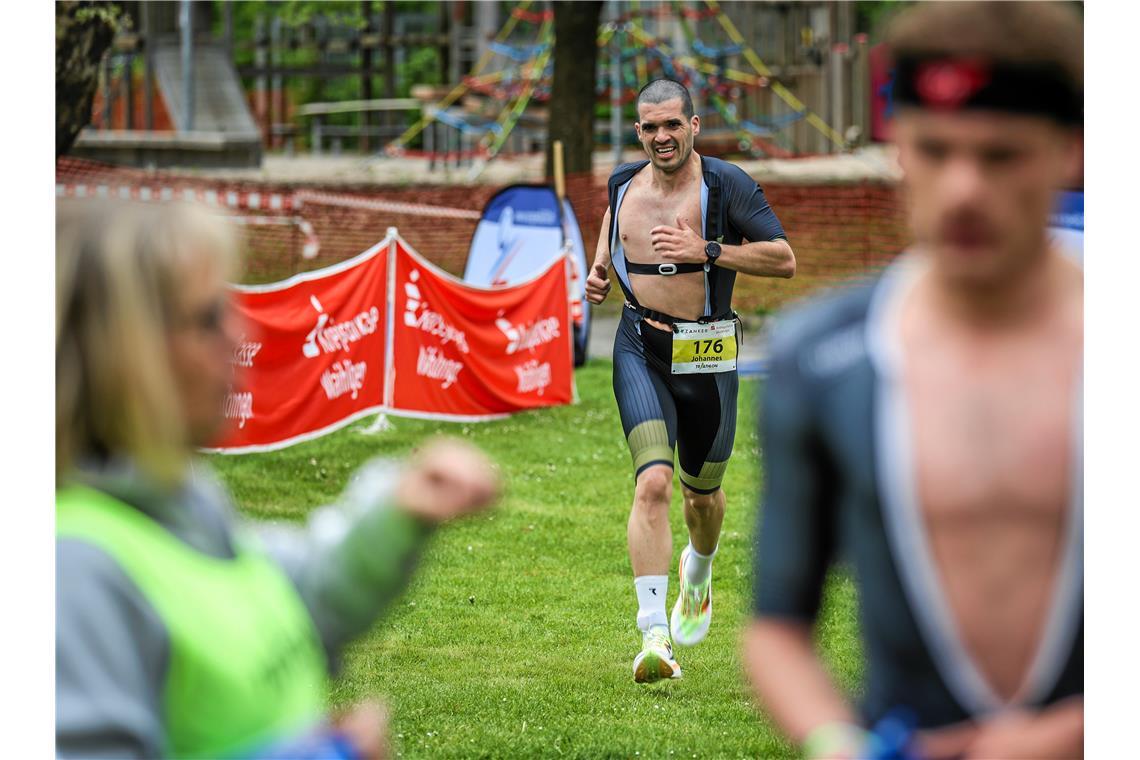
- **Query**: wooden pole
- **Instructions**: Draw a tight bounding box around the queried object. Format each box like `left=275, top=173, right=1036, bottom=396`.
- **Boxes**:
left=552, top=139, right=565, bottom=201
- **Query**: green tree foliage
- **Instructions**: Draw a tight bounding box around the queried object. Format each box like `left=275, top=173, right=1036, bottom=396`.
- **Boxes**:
left=56, top=1, right=127, bottom=157
left=217, top=1, right=443, bottom=145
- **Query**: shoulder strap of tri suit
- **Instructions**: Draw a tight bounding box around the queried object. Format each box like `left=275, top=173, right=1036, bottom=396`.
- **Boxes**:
left=608, top=160, right=650, bottom=193
left=607, top=160, right=650, bottom=245
left=699, top=159, right=725, bottom=318
left=704, top=173, right=722, bottom=243
left=607, top=161, right=650, bottom=309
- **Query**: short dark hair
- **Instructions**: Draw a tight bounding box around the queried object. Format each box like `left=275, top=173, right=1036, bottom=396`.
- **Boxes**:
left=636, top=79, right=694, bottom=120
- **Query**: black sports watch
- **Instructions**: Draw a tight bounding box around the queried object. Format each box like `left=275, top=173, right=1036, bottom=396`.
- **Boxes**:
left=704, top=240, right=722, bottom=266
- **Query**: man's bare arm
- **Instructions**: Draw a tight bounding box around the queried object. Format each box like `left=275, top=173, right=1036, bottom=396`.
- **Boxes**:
left=744, top=618, right=861, bottom=753
left=649, top=217, right=795, bottom=278
left=592, top=206, right=612, bottom=271
left=717, top=238, right=796, bottom=279
left=586, top=207, right=613, bottom=305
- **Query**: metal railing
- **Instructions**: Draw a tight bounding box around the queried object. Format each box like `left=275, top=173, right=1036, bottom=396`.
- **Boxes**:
left=295, top=98, right=421, bottom=155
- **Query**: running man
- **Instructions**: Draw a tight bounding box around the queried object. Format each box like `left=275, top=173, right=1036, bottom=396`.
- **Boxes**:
left=745, top=3, right=1083, bottom=757
left=586, top=79, right=795, bottom=683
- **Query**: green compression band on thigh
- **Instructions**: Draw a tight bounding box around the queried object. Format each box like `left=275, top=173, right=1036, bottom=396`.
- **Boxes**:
left=628, top=420, right=673, bottom=473
left=680, top=460, right=728, bottom=493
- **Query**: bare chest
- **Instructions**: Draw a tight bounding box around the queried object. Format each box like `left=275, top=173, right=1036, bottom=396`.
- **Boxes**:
left=617, top=188, right=702, bottom=264
left=902, top=333, right=1079, bottom=698
left=906, top=341, right=1077, bottom=520
left=885, top=262, right=1084, bottom=700
left=614, top=181, right=706, bottom=319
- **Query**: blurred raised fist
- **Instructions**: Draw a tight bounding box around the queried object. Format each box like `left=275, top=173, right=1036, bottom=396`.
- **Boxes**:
left=394, top=438, right=501, bottom=523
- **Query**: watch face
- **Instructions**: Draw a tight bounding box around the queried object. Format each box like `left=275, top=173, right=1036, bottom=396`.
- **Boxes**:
left=705, top=241, right=722, bottom=259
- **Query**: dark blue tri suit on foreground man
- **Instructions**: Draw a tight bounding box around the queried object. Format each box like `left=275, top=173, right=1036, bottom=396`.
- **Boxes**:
left=745, top=3, right=1084, bottom=759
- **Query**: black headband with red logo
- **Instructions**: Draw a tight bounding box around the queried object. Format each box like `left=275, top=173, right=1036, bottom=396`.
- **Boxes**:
left=893, top=55, right=1082, bottom=126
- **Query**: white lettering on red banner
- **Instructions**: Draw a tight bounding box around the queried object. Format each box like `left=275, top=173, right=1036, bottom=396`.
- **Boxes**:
left=211, top=244, right=387, bottom=452
left=302, top=295, right=381, bottom=359
left=514, top=360, right=553, bottom=396
left=389, top=238, right=573, bottom=418
left=496, top=315, right=561, bottom=355
left=320, top=359, right=368, bottom=400
left=208, top=234, right=573, bottom=452
left=223, top=389, right=255, bottom=429
left=404, top=270, right=470, bottom=354
left=416, top=346, right=464, bottom=389
left=232, top=337, right=262, bottom=368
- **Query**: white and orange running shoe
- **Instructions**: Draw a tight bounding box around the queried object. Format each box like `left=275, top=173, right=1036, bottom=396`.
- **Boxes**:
left=632, top=625, right=682, bottom=683
left=670, top=545, right=712, bottom=646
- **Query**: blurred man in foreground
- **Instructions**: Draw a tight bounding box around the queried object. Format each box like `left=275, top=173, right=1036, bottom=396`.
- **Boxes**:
left=745, top=3, right=1083, bottom=758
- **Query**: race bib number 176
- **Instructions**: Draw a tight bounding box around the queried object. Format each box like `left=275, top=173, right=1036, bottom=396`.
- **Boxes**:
left=670, top=319, right=737, bottom=375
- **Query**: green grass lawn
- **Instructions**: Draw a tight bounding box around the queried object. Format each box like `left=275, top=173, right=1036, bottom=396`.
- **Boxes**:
left=210, top=360, right=861, bottom=759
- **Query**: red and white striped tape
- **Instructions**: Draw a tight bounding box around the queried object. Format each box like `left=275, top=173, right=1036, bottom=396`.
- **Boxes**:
left=55, top=184, right=486, bottom=221
left=55, top=183, right=300, bottom=211
left=293, top=189, right=481, bottom=220
left=219, top=215, right=321, bottom=261
left=55, top=183, right=491, bottom=260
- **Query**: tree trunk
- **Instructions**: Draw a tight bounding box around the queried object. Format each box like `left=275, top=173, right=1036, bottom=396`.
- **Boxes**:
left=56, top=2, right=120, bottom=157
left=546, top=1, right=604, bottom=180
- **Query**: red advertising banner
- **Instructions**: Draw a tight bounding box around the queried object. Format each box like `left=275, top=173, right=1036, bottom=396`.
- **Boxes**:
left=205, top=231, right=577, bottom=452
left=389, top=237, right=575, bottom=420
left=207, top=242, right=388, bottom=452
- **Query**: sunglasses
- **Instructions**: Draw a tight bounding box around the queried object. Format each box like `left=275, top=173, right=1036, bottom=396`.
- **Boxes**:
left=172, top=296, right=232, bottom=335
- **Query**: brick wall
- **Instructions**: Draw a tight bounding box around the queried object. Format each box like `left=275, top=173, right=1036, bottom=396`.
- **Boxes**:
left=56, top=158, right=912, bottom=311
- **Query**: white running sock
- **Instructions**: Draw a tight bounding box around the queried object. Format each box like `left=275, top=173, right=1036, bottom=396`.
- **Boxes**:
left=634, top=575, right=669, bottom=632
left=684, top=542, right=717, bottom=586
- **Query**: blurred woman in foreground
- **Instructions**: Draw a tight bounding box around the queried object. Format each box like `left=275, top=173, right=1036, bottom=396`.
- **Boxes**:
left=55, top=200, right=500, bottom=759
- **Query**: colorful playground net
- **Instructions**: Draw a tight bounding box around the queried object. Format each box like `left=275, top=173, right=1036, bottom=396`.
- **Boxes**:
left=384, top=0, right=851, bottom=168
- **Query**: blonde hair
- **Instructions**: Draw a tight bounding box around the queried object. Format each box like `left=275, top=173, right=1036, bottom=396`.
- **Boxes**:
left=56, top=200, right=240, bottom=486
